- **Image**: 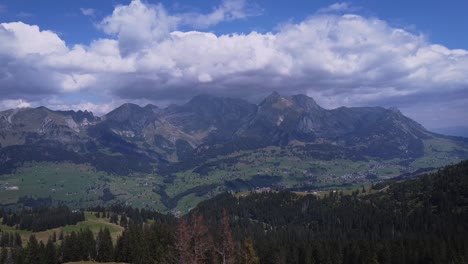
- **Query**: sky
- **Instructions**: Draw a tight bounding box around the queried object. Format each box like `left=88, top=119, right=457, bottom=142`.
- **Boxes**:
left=0, top=0, right=467, bottom=129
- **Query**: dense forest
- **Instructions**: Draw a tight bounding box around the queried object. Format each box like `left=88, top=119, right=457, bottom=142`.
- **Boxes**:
left=1, top=160, right=468, bottom=263
left=1, top=207, right=84, bottom=232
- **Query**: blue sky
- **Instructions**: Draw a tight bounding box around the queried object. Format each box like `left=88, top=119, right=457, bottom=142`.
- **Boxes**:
left=2, top=0, right=468, bottom=49
left=0, top=0, right=467, bottom=128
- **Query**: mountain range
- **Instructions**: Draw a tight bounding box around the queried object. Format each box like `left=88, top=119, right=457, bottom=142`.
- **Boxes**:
left=1, top=92, right=467, bottom=210
left=0, top=92, right=442, bottom=162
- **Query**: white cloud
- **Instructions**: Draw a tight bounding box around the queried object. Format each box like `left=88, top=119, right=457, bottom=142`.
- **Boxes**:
left=180, top=0, right=261, bottom=28
left=80, top=8, right=96, bottom=17
left=98, top=0, right=260, bottom=56
left=0, top=99, right=31, bottom=110
left=318, top=3, right=353, bottom=14
left=0, top=22, right=67, bottom=56
left=99, top=0, right=179, bottom=56
left=60, top=73, right=96, bottom=91
left=0, top=0, right=467, bottom=127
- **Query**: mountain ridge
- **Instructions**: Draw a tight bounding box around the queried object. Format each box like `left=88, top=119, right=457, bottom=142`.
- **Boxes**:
left=0, top=92, right=467, bottom=176
left=0, top=93, right=456, bottom=153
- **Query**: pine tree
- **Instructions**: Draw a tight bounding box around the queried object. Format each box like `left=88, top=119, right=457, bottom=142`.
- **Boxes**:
left=120, top=214, right=128, bottom=228
left=4, top=249, right=14, bottom=264
left=0, top=247, right=7, bottom=263
left=45, top=238, right=58, bottom=264
left=12, top=247, right=24, bottom=264
left=38, top=241, right=46, bottom=264
left=24, top=235, right=40, bottom=264
left=79, top=228, right=96, bottom=260
left=61, top=231, right=80, bottom=262
left=96, top=228, right=113, bottom=262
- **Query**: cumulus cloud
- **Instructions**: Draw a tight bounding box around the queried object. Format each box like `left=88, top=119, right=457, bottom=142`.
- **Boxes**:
left=98, top=0, right=259, bottom=57
left=1, top=22, right=67, bottom=56
left=99, top=0, right=178, bottom=56
left=0, top=1, right=467, bottom=127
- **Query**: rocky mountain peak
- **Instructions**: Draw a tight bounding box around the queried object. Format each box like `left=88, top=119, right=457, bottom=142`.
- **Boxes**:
left=260, top=92, right=323, bottom=113
left=290, top=94, right=323, bottom=112
left=104, top=103, right=151, bottom=122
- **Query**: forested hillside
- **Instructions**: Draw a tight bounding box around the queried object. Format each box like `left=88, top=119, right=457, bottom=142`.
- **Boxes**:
left=1, top=160, right=468, bottom=263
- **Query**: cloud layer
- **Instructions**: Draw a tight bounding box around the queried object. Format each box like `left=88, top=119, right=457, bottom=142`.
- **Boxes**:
left=0, top=0, right=467, bottom=127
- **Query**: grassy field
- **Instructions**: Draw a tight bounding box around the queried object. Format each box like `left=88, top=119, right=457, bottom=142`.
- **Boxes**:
left=0, top=162, right=166, bottom=211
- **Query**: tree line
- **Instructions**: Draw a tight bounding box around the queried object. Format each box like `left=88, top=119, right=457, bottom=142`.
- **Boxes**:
left=1, top=206, right=84, bottom=232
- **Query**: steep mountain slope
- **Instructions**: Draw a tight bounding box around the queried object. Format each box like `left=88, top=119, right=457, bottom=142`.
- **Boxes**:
left=162, top=94, right=257, bottom=144
left=243, top=92, right=429, bottom=158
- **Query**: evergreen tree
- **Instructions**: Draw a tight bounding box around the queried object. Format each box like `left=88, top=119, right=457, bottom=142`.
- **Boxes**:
left=24, top=235, right=40, bottom=264
left=120, top=214, right=128, bottom=228
left=4, top=249, right=14, bottom=264
left=38, top=241, right=46, bottom=264
left=61, top=231, right=79, bottom=262
left=79, top=228, right=96, bottom=260
left=0, top=247, right=7, bottom=264
left=96, top=228, right=113, bottom=262
left=45, top=238, right=57, bottom=264
left=14, top=232, right=23, bottom=247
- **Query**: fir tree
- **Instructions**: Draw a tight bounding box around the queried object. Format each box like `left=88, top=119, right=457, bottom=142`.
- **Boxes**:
left=96, top=228, right=113, bottom=262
